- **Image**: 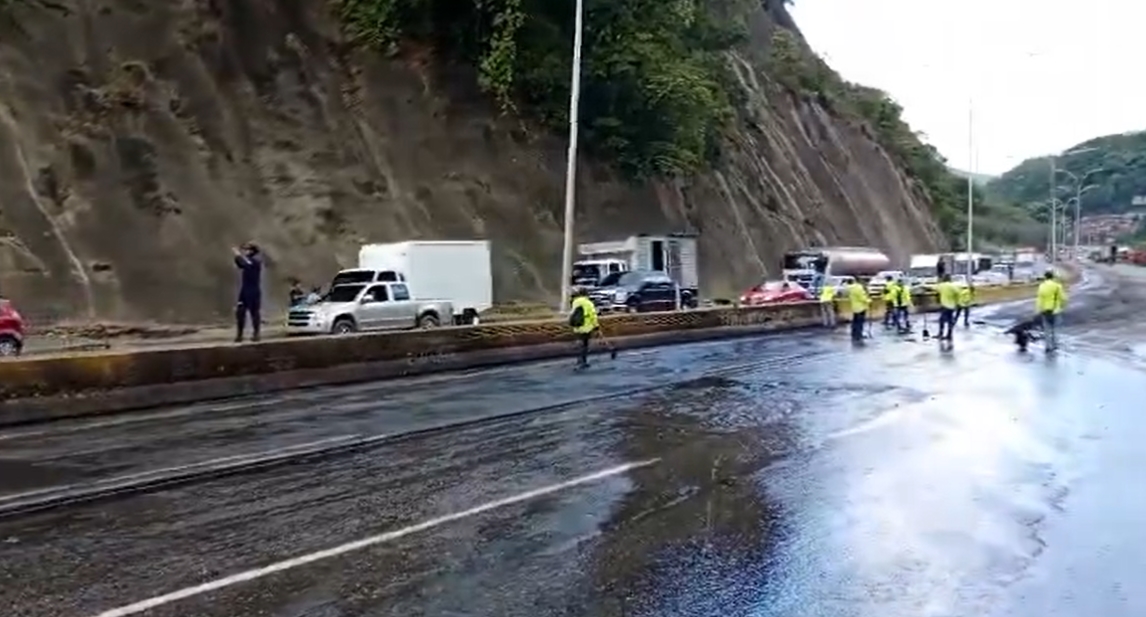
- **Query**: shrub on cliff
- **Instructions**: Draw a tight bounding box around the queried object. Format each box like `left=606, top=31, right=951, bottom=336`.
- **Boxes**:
left=340, top=0, right=752, bottom=178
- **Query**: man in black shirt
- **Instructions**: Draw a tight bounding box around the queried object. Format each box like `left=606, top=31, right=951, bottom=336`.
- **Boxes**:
left=234, top=242, right=263, bottom=342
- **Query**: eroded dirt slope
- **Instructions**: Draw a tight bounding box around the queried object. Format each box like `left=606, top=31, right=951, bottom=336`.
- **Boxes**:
left=0, top=0, right=944, bottom=323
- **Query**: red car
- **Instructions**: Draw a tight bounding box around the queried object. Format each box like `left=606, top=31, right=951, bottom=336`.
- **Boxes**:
left=740, top=281, right=814, bottom=306
left=0, top=297, right=24, bottom=357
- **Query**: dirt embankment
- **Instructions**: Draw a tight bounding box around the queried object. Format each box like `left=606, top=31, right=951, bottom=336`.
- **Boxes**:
left=0, top=0, right=944, bottom=324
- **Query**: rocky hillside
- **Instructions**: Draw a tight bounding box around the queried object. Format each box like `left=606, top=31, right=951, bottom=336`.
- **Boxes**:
left=0, top=0, right=945, bottom=323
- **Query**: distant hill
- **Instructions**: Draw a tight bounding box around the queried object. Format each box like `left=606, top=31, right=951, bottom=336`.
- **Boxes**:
left=986, top=131, right=1146, bottom=215
left=948, top=168, right=995, bottom=185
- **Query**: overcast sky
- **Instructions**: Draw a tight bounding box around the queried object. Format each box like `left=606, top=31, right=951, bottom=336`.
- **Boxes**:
left=788, top=0, right=1144, bottom=175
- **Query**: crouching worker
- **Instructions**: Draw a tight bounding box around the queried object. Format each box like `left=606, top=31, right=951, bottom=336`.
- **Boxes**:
left=568, top=288, right=599, bottom=369
left=1005, top=315, right=1041, bottom=352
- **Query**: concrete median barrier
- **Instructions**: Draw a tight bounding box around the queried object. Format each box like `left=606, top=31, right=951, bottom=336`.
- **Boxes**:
left=0, top=284, right=1035, bottom=423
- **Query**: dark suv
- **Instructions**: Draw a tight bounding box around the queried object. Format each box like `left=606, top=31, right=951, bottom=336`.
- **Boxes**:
left=588, top=271, right=680, bottom=313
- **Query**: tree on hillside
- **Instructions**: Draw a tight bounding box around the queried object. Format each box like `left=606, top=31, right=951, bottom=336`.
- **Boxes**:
left=986, top=131, right=1146, bottom=215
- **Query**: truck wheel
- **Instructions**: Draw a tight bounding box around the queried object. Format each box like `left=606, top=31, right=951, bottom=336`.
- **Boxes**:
left=417, top=313, right=440, bottom=328
left=0, top=335, right=20, bottom=357
left=331, top=318, right=356, bottom=335
left=454, top=310, right=480, bottom=326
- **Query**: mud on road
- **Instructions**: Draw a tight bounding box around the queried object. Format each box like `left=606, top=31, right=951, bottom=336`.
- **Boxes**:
left=3, top=264, right=1146, bottom=617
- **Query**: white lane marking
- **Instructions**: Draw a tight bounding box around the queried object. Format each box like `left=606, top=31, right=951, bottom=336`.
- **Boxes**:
left=89, top=458, right=659, bottom=617
left=0, top=435, right=359, bottom=503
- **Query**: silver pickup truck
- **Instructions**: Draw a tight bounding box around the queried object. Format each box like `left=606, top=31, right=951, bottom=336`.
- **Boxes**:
left=285, top=282, right=454, bottom=335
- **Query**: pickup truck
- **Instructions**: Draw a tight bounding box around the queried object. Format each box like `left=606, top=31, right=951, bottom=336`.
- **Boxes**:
left=285, top=282, right=453, bottom=335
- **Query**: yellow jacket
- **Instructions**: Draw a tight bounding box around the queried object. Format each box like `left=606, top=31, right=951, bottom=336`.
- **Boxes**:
left=846, top=282, right=870, bottom=313
left=569, top=296, right=599, bottom=334
left=894, top=283, right=913, bottom=308
left=957, top=286, right=973, bottom=307
left=883, top=281, right=899, bottom=302
left=1036, top=279, right=1066, bottom=314
left=819, top=285, right=835, bottom=303
left=936, top=281, right=958, bottom=309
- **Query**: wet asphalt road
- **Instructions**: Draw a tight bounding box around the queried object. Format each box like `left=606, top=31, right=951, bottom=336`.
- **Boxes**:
left=2, top=264, right=1146, bottom=617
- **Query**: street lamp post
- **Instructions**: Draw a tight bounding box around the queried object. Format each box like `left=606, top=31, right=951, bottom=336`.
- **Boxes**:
left=1074, top=170, right=1103, bottom=255
left=557, top=0, right=585, bottom=312
left=965, top=101, right=974, bottom=277
left=1054, top=167, right=1103, bottom=259
left=1048, top=146, right=1100, bottom=262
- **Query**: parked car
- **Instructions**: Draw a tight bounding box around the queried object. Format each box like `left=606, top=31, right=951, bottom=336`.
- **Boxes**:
left=972, top=269, right=1009, bottom=286
left=740, top=281, right=813, bottom=306
left=867, top=270, right=905, bottom=296
left=285, top=282, right=453, bottom=335
left=0, top=297, right=24, bottom=357
left=587, top=270, right=679, bottom=313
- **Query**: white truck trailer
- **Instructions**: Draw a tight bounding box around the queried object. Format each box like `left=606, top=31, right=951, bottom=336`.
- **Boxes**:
left=350, top=240, right=493, bottom=325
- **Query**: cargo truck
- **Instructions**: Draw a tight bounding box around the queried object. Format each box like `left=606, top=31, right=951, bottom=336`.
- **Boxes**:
left=328, top=240, right=492, bottom=325
left=781, top=246, right=891, bottom=291
left=572, top=233, right=699, bottom=308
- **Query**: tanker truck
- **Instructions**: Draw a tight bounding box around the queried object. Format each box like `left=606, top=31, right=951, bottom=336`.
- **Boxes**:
left=781, top=246, right=892, bottom=292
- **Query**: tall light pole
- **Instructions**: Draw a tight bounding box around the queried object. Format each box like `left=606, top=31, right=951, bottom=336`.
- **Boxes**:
left=965, top=100, right=974, bottom=277
left=1054, top=167, right=1103, bottom=259
left=1074, top=170, right=1103, bottom=255
left=1049, top=158, right=1056, bottom=262
left=557, top=0, right=585, bottom=312
left=1048, top=146, right=1100, bottom=262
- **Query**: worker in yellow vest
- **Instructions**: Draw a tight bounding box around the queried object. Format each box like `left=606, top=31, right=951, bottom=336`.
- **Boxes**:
left=568, top=288, right=600, bottom=369
left=893, top=277, right=913, bottom=333
left=845, top=279, right=870, bottom=342
left=955, top=283, right=973, bottom=327
left=1036, top=271, right=1066, bottom=351
left=882, top=279, right=900, bottom=328
left=935, top=274, right=959, bottom=341
left=818, top=282, right=837, bottom=328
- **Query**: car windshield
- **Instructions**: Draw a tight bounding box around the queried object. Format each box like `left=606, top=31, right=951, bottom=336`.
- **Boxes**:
left=331, top=271, right=375, bottom=286
left=908, top=266, right=937, bottom=278
left=597, top=272, right=624, bottom=287
left=783, top=253, right=825, bottom=271
left=571, top=263, right=602, bottom=282
left=323, top=285, right=364, bottom=303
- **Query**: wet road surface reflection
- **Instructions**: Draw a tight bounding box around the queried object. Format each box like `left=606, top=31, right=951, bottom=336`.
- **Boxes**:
left=2, top=270, right=1146, bottom=617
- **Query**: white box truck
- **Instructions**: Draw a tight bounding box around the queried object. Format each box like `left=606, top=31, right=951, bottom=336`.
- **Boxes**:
left=573, top=233, right=699, bottom=308
left=355, top=241, right=492, bottom=325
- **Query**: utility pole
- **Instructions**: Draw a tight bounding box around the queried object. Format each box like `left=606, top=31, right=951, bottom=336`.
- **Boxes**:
left=966, top=101, right=974, bottom=277
left=557, top=0, right=585, bottom=312
left=1049, top=157, right=1057, bottom=263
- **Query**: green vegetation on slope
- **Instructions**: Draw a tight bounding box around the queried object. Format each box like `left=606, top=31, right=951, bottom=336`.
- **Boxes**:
left=987, top=131, right=1146, bottom=215
left=339, top=0, right=753, bottom=178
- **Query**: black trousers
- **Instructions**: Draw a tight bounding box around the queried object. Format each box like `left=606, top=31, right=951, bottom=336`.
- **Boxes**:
left=577, top=331, right=592, bottom=365
left=236, top=299, right=261, bottom=340
left=850, top=310, right=866, bottom=341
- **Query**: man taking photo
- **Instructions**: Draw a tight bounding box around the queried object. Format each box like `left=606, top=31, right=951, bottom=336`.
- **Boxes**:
left=233, top=242, right=263, bottom=343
